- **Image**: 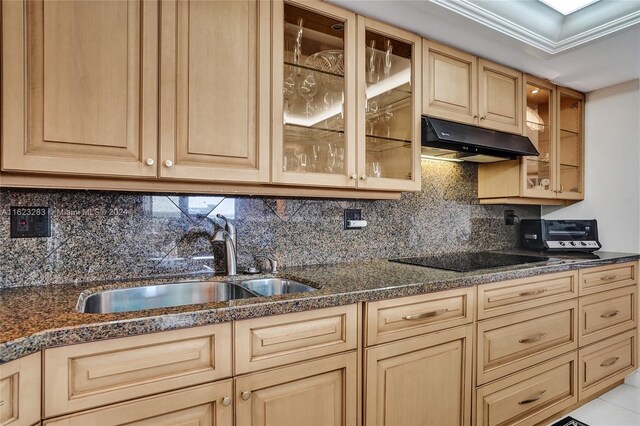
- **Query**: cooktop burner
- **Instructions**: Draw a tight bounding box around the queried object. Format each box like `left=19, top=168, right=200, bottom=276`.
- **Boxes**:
left=389, top=252, right=550, bottom=272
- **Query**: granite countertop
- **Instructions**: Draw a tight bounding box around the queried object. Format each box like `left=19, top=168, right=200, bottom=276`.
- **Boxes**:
left=1, top=250, right=638, bottom=363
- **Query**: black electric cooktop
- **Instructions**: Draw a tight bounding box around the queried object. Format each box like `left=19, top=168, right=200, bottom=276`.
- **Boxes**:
left=389, top=252, right=551, bottom=272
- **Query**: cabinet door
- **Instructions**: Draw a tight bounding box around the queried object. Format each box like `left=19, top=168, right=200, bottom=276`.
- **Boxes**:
left=0, top=352, right=41, bottom=426
left=1, top=0, right=158, bottom=178
left=422, top=40, right=477, bottom=126
left=158, top=0, right=269, bottom=183
left=271, top=0, right=357, bottom=187
left=357, top=18, right=422, bottom=191
left=364, top=325, right=473, bottom=426
left=43, top=380, right=233, bottom=426
left=478, top=59, right=523, bottom=135
left=235, top=352, right=357, bottom=426
left=521, top=76, right=557, bottom=199
left=556, top=87, right=585, bottom=200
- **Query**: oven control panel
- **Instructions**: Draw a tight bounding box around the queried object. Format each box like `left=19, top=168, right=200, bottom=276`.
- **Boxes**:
left=546, top=240, right=600, bottom=249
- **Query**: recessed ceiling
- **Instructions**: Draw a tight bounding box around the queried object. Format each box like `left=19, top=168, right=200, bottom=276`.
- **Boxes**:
left=328, top=0, right=640, bottom=92
left=539, top=0, right=600, bottom=16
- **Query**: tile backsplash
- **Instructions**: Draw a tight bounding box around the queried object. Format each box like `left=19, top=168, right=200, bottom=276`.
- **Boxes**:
left=0, top=161, right=539, bottom=288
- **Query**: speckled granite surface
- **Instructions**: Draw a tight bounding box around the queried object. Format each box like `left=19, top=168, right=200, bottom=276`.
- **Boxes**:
left=1, top=161, right=539, bottom=288
left=1, top=251, right=637, bottom=363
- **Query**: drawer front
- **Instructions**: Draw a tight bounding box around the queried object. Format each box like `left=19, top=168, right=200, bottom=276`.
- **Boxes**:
left=476, top=352, right=578, bottom=426
left=44, top=323, right=232, bottom=417
left=43, top=380, right=233, bottom=426
left=0, top=352, right=41, bottom=426
left=580, top=262, right=637, bottom=296
left=579, top=330, right=637, bottom=400
left=478, top=271, right=577, bottom=320
left=366, top=287, right=473, bottom=346
left=234, top=304, right=358, bottom=374
left=579, top=286, right=636, bottom=347
left=477, top=300, right=578, bottom=384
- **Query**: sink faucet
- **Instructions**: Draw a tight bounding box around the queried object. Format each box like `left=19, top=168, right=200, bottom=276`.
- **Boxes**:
left=216, top=214, right=236, bottom=253
left=213, top=229, right=237, bottom=276
left=255, top=254, right=278, bottom=273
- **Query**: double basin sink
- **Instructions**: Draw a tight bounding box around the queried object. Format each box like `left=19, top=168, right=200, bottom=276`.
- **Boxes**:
left=79, top=278, right=317, bottom=314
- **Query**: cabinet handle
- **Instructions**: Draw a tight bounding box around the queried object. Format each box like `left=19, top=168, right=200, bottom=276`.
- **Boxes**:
left=473, top=115, right=478, bottom=119
left=518, top=289, right=547, bottom=297
left=402, top=308, right=448, bottom=320
left=351, top=173, right=357, bottom=180
left=241, top=391, right=251, bottom=401
left=0, top=400, right=4, bottom=406
left=600, top=357, right=620, bottom=367
left=558, top=184, right=563, bottom=193
left=600, top=274, right=619, bottom=281
left=600, top=310, right=620, bottom=319
left=360, top=175, right=367, bottom=180
left=518, top=333, right=547, bottom=344
left=518, top=390, right=546, bottom=405
left=145, top=158, right=155, bottom=166
left=480, top=115, right=486, bottom=120
left=164, top=160, right=173, bottom=168
left=221, top=396, right=232, bottom=406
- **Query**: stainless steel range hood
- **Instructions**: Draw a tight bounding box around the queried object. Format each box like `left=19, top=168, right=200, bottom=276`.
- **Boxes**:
left=421, top=116, right=539, bottom=163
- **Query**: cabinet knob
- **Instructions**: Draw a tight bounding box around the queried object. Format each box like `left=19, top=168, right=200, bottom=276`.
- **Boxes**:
left=241, top=391, right=251, bottom=401
left=163, top=160, right=174, bottom=168
left=221, top=396, right=232, bottom=406
left=360, top=175, right=367, bottom=180
left=145, top=158, right=155, bottom=166
left=350, top=173, right=357, bottom=180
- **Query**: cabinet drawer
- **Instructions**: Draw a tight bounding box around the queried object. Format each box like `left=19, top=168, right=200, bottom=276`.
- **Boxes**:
left=43, top=323, right=231, bottom=417
left=43, top=380, right=233, bottom=426
left=0, top=352, right=41, bottom=426
left=234, top=304, right=358, bottom=374
left=476, top=352, right=578, bottom=426
left=579, top=286, right=636, bottom=347
left=579, top=262, right=637, bottom=296
left=477, top=300, right=578, bottom=384
left=579, top=330, right=637, bottom=400
left=366, top=287, right=473, bottom=346
left=477, top=271, right=577, bottom=319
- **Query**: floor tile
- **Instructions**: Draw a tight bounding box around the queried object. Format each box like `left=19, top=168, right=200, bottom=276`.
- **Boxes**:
left=568, top=398, right=640, bottom=426
left=598, top=383, right=640, bottom=414
left=624, top=370, right=640, bottom=389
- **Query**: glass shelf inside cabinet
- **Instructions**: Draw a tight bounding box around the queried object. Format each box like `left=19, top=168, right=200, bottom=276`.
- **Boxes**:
left=282, top=3, right=347, bottom=176
left=364, top=30, right=413, bottom=180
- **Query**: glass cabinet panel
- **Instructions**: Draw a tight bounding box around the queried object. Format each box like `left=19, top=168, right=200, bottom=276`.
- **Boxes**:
left=272, top=1, right=356, bottom=186
left=358, top=19, right=420, bottom=191
left=523, top=79, right=555, bottom=197
left=557, top=90, right=584, bottom=198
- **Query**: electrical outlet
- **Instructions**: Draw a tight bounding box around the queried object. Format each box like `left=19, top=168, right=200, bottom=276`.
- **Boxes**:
left=504, top=209, right=515, bottom=226
left=10, top=206, right=51, bottom=238
left=344, top=209, right=362, bottom=230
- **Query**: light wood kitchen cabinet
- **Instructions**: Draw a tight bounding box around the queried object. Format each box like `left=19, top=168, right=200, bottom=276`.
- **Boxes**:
left=364, top=325, right=473, bottom=426
left=422, top=42, right=522, bottom=135
left=235, top=352, right=358, bottom=426
left=579, top=261, right=637, bottom=296
left=478, top=75, right=585, bottom=205
left=475, top=352, right=578, bottom=426
left=0, top=352, right=41, bottom=426
left=1, top=0, right=159, bottom=178
left=158, top=0, right=270, bottom=183
left=43, top=323, right=232, bottom=417
left=578, top=286, right=637, bottom=347
left=43, top=380, right=233, bottom=426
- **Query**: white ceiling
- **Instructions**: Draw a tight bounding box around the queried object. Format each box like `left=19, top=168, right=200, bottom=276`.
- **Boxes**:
left=328, top=0, right=640, bottom=92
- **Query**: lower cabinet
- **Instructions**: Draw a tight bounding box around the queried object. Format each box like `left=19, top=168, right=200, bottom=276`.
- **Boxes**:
left=235, top=352, right=358, bottom=426
left=0, top=352, right=41, bottom=426
left=43, top=380, right=233, bottom=426
left=475, top=352, right=578, bottom=426
left=364, top=325, right=473, bottom=426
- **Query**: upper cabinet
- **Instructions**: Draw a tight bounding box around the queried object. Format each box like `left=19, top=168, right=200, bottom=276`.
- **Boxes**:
left=2, top=0, right=159, bottom=178
left=423, top=41, right=523, bottom=135
left=271, top=1, right=421, bottom=191
left=159, top=0, right=270, bottom=183
left=478, top=75, right=585, bottom=205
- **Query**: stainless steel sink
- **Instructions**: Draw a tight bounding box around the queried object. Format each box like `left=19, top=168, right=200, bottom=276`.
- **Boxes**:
left=239, top=278, right=317, bottom=296
left=79, top=281, right=258, bottom=314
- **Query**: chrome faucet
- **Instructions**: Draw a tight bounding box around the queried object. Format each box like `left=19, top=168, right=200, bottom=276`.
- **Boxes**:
left=216, top=214, right=236, bottom=253
left=255, top=254, right=278, bottom=273
left=213, top=229, right=237, bottom=276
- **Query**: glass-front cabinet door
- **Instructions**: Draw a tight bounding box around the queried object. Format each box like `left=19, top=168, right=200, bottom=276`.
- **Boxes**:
left=522, top=76, right=556, bottom=199
left=272, top=0, right=357, bottom=187
left=556, top=87, right=584, bottom=200
left=357, top=18, right=421, bottom=191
